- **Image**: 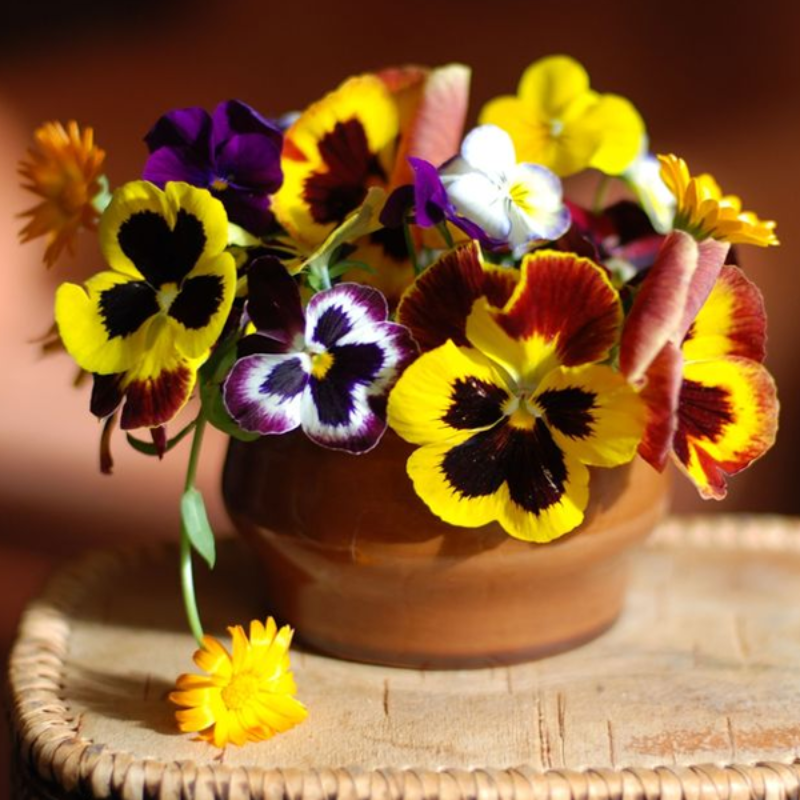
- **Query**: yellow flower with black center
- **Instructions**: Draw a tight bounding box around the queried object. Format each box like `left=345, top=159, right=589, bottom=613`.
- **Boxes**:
left=658, top=154, right=778, bottom=247
left=389, top=246, right=645, bottom=542
left=170, top=618, right=307, bottom=748
left=479, top=55, right=645, bottom=177
left=55, top=181, right=236, bottom=430
left=673, top=266, right=778, bottom=498
left=18, top=120, right=107, bottom=267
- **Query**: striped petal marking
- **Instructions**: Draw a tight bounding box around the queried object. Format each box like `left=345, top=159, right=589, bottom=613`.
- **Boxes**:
left=388, top=252, right=643, bottom=542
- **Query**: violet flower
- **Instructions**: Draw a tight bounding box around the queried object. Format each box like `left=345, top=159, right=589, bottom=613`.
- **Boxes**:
left=144, top=100, right=283, bottom=235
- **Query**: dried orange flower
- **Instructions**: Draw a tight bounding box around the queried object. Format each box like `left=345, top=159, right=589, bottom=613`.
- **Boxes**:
left=18, top=120, right=107, bottom=267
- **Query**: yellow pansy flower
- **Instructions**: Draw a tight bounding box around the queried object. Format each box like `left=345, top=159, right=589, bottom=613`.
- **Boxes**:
left=479, top=55, right=644, bottom=177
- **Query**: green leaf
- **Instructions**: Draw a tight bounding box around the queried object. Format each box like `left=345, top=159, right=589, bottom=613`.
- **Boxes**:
left=181, top=487, right=216, bottom=569
left=200, top=380, right=260, bottom=442
left=126, top=421, right=197, bottom=457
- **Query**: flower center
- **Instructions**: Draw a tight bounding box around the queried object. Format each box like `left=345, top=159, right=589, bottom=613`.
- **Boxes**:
left=508, top=180, right=537, bottom=215
left=549, top=118, right=564, bottom=138
left=502, top=394, right=542, bottom=430
left=221, top=673, right=259, bottom=711
left=156, top=282, right=180, bottom=313
left=211, top=177, right=230, bottom=192
left=310, top=350, right=334, bottom=379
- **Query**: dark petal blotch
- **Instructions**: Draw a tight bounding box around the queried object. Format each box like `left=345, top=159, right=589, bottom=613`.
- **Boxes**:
left=537, top=387, right=597, bottom=439
left=169, top=274, right=224, bottom=330
left=99, top=281, right=159, bottom=339
left=117, top=209, right=206, bottom=286
left=442, top=377, right=508, bottom=430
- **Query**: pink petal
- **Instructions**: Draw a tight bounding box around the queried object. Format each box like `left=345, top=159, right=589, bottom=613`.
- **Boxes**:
left=620, top=230, right=698, bottom=383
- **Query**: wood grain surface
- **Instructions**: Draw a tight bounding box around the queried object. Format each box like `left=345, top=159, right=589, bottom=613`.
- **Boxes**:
left=8, top=516, right=800, bottom=799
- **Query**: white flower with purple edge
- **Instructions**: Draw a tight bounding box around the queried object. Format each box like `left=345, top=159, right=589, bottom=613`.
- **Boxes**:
left=440, top=125, right=571, bottom=257
left=223, top=257, right=416, bottom=453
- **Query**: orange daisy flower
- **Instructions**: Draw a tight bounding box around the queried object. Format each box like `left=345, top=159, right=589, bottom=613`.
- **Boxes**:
left=18, top=120, right=107, bottom=267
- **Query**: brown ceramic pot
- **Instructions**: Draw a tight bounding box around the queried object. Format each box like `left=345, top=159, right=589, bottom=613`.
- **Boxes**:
left=222, top=430, right=670, bottom=669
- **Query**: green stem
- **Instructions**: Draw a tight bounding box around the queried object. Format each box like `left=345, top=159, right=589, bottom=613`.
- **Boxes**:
left=180, top=411, right=207, bottom=645
left=403, top=218, right=421, bottom=276
left=592, top=175, right=612, bottom=215
left=437, top=222, right=455, bottom=250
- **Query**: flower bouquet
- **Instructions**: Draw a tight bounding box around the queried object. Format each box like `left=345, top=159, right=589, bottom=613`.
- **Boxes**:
left=19, top=56, right=779, bottom=747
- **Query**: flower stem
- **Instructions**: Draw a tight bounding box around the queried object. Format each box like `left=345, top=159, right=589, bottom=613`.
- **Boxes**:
left=437, top=222, right=455, bottom=250
left=592, top=175, right=612, bottom=215
left=181, top=411, right=208, bottom=645
left=403, top=218, right=421, bottom=275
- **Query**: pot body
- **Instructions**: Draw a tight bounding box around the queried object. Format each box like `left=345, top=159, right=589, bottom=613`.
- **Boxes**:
left=223, top=431, right=669, bottom=668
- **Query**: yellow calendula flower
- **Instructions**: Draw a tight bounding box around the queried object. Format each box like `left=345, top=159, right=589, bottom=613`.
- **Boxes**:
left=479, top=55, right=644, bottom=177
left=18, top=121, right=107, bottom=267
left=170, top=618, right=308, bottom=748
left=658, top=154, right=778, bottom=247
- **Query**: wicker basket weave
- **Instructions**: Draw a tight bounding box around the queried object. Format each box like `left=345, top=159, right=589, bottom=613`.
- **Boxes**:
left=7, top=515, right=800, bottom=799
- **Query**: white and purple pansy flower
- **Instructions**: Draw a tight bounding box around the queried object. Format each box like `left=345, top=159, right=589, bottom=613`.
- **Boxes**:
left=223, top=258, right=417, bottom=453
left=440, top=125, right=571, bottom=257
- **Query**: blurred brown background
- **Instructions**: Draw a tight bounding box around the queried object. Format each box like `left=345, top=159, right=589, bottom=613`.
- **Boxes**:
left=0, top=0, right=797, bottom=789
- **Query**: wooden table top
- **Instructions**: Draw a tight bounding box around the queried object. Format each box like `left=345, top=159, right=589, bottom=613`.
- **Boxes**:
left=8, top=516, right=800, bottom=799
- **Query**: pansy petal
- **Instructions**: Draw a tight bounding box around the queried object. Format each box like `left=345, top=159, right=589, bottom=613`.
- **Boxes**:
left=620, top=230, right=699, bottom=383
left=245, top=256, right=305, bottom=345
left=673, top=357, right=778, bottom=499
left=142, top=145, right=212, bottom=190
left=90, top=373, right=125, bottom=419
left=442, top=172, right=510, bottom=239
left=501, top=163, right=571, bottom=253
left=582, top=94, right=645, bottom=175
left=406, top=419, right=590, bottom=542
left=223, top=352, right=309, bottom=435
left=638, top=342, right=683, bottom=471
left=535, top=364, right=645, bottom=468
left=306, top=282, right=388, bottom=348
left=397, top=241, right=517, bottom=352
left=168, top=251, right=237, bottom=359
left=100, top=181, right=229, bottom=284
left=117, top=329, right=202, bottom=429
left=55, top=271, right=157, bottom=374
left=517, top=55, right=592, bottom=118
left=273, top=75, right=398, bottom=246
left=682, top=264, right=767, bottom=363
left=302, top=315, right=414, bottom=454
left=459, top=124, right=517, bottom=176
left=218, top=189, right=274, bottom=236
left=211, top=100, right=282, bottom=159
left=388, top=340, right=510, bottom=446
left=481, top=249, right=621, bottom=373
left=145, top=107, right=211, bottom=152
left=301, top=379, right=386, bottom=454
left=215, top=132, right=283, bottom=192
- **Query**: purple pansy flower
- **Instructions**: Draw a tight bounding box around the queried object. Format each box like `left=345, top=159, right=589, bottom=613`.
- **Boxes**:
left=224, top=258, right=417, bottom=453
left=144, top=100, right=283, bottom=235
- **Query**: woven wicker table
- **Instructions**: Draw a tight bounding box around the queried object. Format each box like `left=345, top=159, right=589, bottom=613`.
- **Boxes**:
left=7, top=516, right=800, bottom=800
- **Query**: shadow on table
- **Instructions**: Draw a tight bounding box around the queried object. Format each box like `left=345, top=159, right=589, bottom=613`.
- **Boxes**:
left=67, top=665, right=177, bottom=737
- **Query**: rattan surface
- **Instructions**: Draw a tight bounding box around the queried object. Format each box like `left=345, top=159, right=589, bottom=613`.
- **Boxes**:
left=7, top=515, right=800, bottom=799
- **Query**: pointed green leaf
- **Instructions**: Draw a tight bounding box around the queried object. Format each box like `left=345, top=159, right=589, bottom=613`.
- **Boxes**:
left=181, top=487, right=216, bottom=569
